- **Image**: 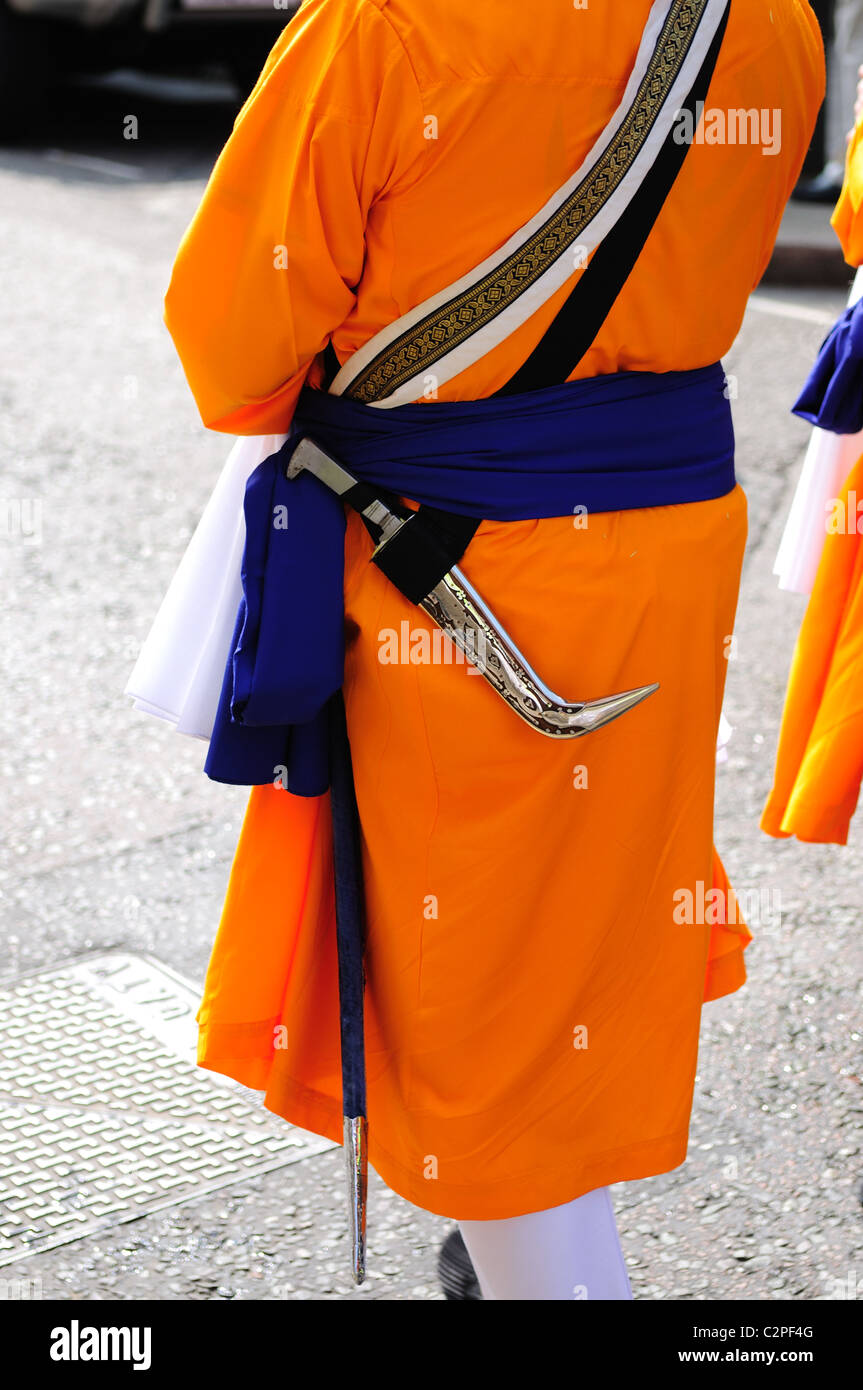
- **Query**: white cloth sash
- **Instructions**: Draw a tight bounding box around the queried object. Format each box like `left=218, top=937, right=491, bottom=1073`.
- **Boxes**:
left=125, top=433, right=286, bottom=740
left=774, top=266, right=863, bottom=595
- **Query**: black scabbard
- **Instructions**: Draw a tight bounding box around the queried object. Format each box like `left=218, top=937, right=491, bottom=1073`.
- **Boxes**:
left=327, top=689, right=369, bottom=1281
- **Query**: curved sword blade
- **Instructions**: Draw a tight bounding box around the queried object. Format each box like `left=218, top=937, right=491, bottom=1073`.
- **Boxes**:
left=571, top=682, right=661, bottom=733
left=286, top=436, right=660, bottom=739
left=423, top=567, right=659, bottom=739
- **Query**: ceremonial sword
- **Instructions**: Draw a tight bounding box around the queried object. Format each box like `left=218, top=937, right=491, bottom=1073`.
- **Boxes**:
left=286, top=434, right=659, bottom=1285
left=286, top=435, right=660, bottom=737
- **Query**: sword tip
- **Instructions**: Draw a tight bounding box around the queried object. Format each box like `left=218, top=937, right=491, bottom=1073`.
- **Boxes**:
left=344, top=1114, right=369, bottom=1285
left=576, top=681, right=659, bottom=732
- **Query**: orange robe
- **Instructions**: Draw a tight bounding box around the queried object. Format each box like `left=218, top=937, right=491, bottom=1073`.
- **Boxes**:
left=762, top=125, right=863, bottom=846
left=164, top=0, right=824, bottom=1218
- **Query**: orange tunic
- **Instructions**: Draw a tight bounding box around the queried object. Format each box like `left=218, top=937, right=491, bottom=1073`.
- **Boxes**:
left=163, top=0, right=824, bottom=1218
left=762, top=123, right=863, bottom=846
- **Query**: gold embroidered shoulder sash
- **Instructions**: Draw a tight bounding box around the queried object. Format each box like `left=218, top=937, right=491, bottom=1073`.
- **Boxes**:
left=330, top=0, right=731, bottom=408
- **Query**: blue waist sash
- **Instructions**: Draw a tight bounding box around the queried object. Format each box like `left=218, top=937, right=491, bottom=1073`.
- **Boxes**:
left=205, top=363, right=736, bottom=795
left=792, top=296, right=863, bottom=435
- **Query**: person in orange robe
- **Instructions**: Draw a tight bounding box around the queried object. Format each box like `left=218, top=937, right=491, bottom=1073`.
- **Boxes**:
left=763, top=116, right=863, bottom=845
left=160, top=0, right=824, bottom=1293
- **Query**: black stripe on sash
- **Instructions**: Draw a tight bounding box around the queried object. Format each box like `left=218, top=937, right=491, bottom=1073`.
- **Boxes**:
left=322, top=339, right=341, bottom=391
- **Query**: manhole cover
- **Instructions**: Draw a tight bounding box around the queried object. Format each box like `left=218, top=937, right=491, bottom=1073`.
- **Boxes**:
left=0, top=953, right=336, bottom=1265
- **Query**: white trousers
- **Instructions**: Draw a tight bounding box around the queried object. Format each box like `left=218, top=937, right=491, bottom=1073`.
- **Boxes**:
left=457, top=1187, right=633, bottom=1301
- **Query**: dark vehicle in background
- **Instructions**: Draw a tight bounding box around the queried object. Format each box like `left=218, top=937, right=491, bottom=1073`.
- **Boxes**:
left=0, top=0, right=299, bottom=127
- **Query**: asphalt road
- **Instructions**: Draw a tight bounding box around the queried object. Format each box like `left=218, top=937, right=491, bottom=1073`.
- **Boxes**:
left=0, top=68, right=860, bottom=1302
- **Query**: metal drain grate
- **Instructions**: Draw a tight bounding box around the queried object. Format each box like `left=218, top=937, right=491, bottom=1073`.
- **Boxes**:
left=0, top=953, right=337, bottom=1265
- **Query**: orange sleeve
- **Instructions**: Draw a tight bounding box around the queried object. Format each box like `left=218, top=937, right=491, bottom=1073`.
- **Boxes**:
left=832, top=116, right=863, bottom=266
left=163, top=0, right=425, bottom=434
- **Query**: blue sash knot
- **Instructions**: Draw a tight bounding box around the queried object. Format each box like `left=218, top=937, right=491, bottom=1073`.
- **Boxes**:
left=793, top=297, right=863, bottom=435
